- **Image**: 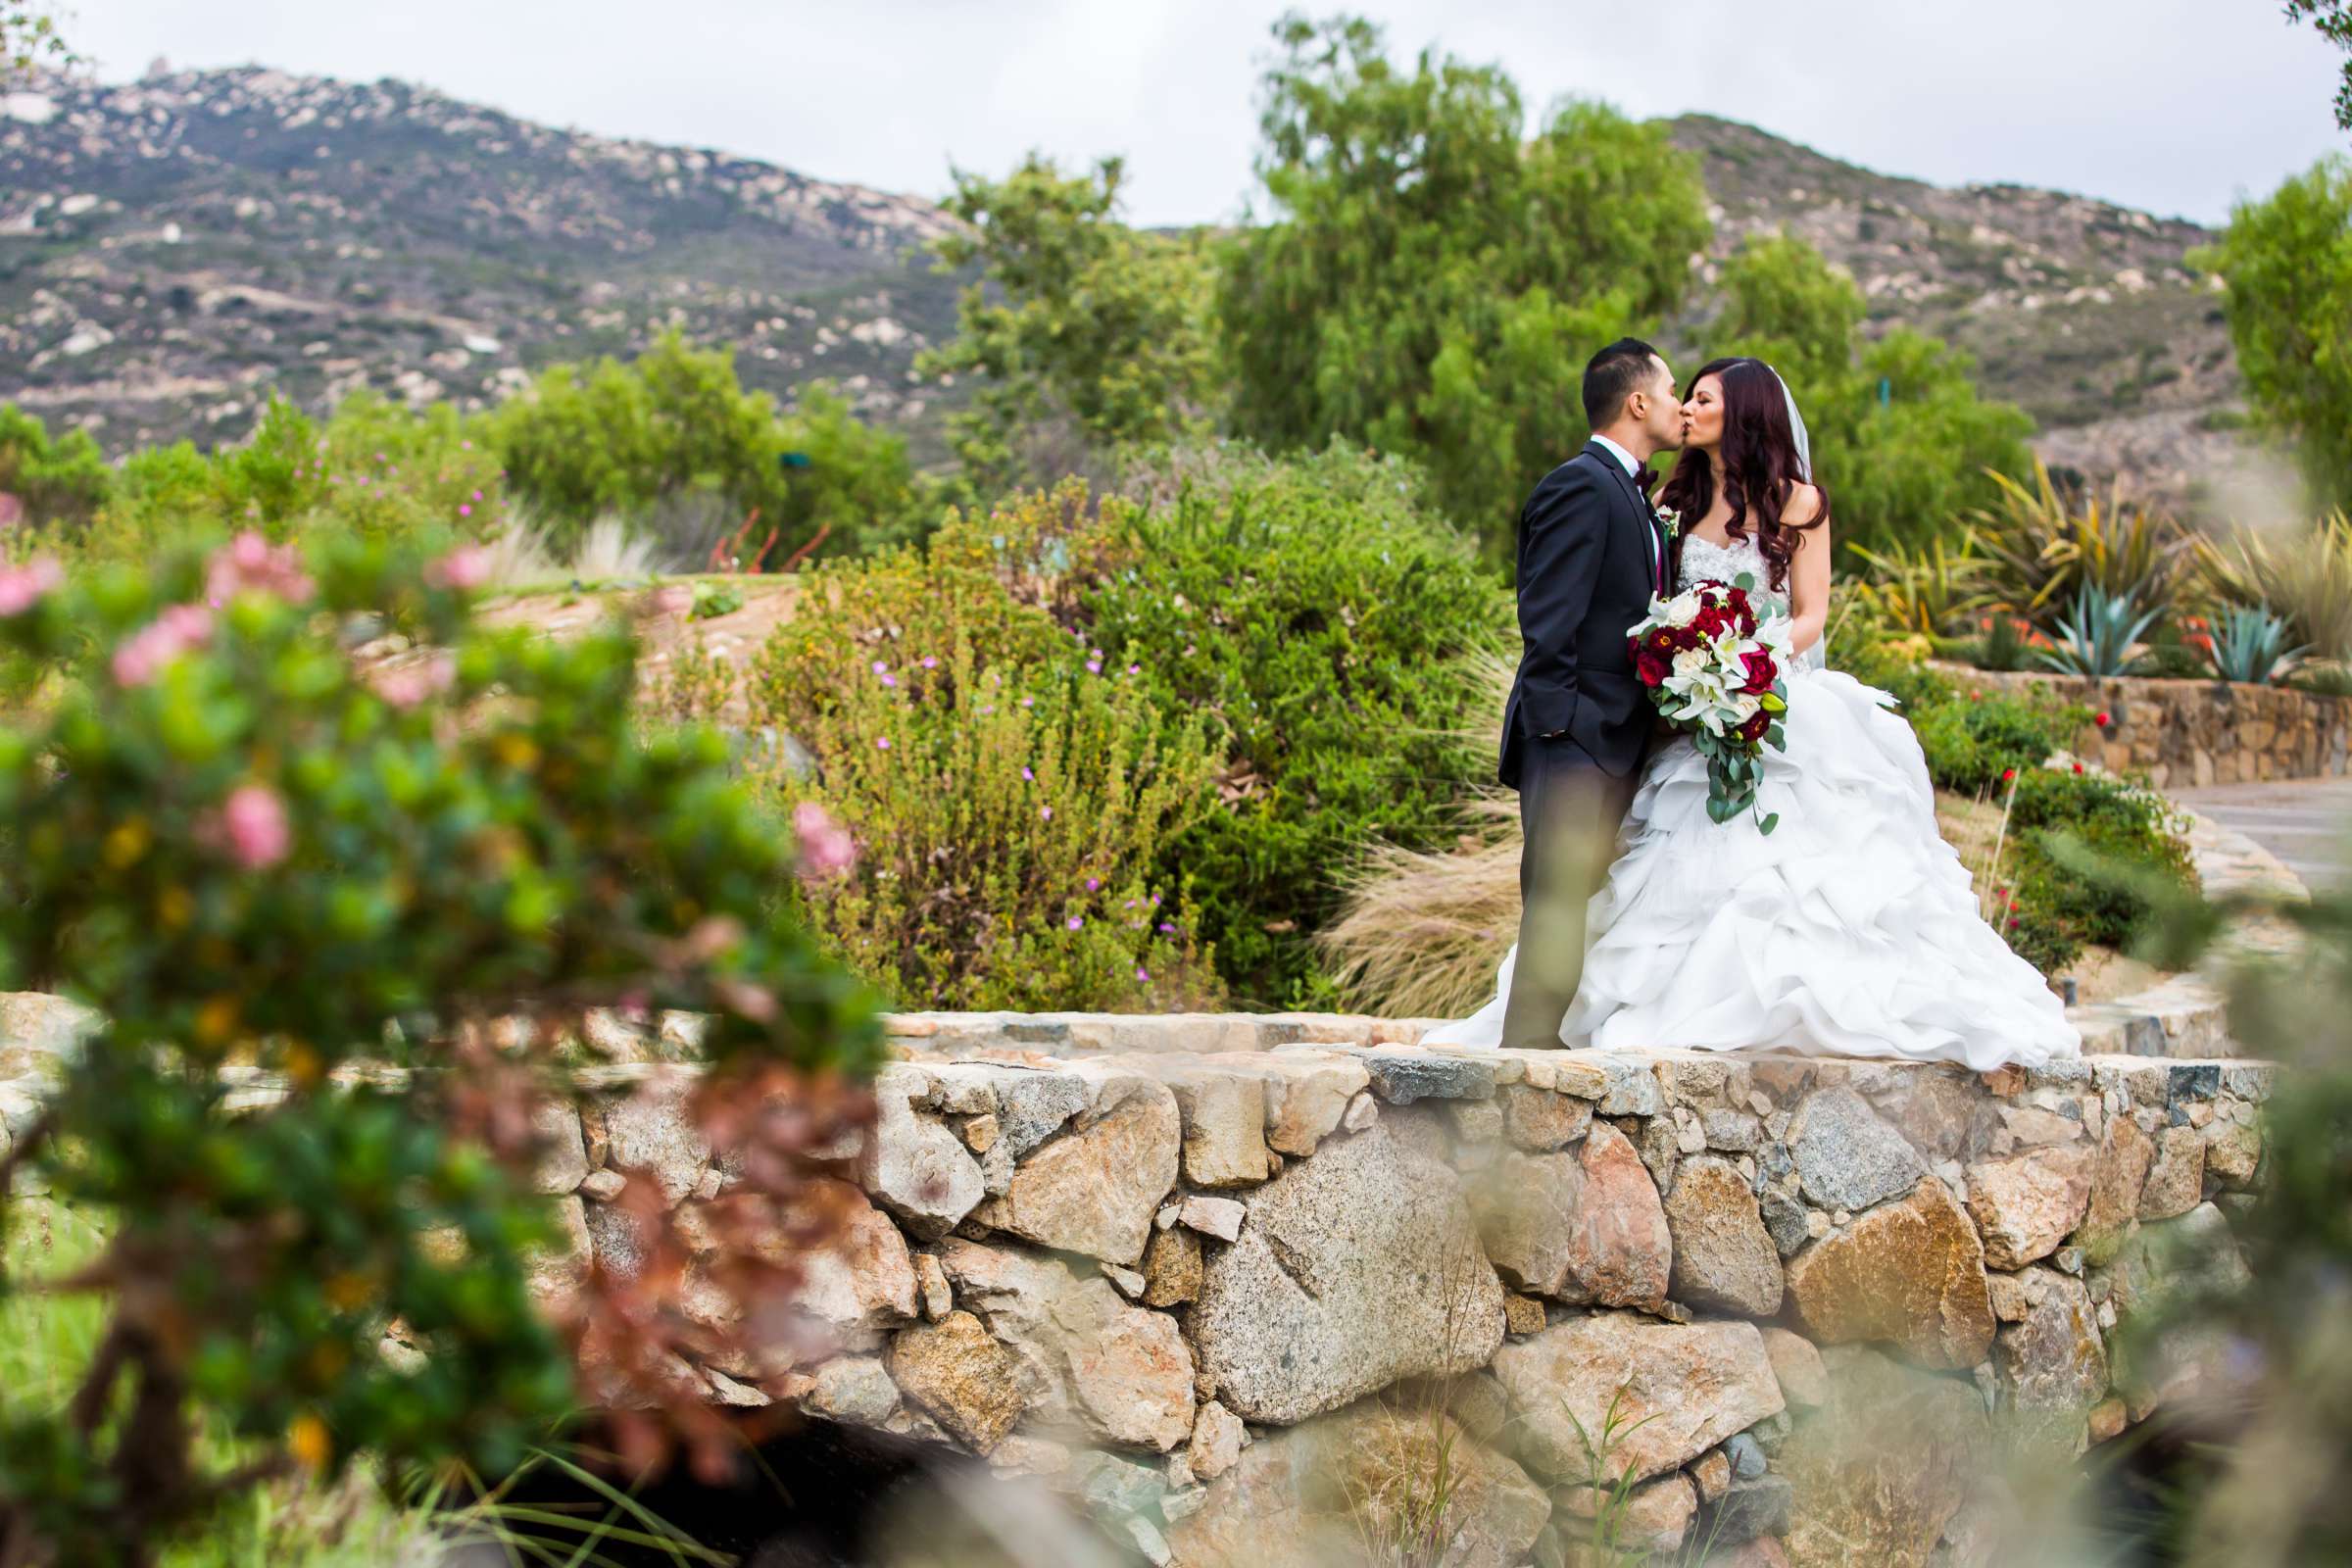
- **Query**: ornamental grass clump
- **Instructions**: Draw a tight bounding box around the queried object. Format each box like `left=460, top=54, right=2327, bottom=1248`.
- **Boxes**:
left=751, top=511, right=1223, bottom=1011
left=0, top=533, right=881, bottom=1567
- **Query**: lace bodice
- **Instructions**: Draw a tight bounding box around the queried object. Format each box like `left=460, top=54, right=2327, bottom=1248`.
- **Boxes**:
left=1676, top=532, right=1826, bottom=670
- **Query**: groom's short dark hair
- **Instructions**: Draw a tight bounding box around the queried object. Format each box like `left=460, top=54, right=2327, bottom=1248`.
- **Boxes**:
left=1583, top=337, right=1661, bottom=429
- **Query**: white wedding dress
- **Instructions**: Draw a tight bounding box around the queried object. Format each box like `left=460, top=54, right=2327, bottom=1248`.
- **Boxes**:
left=1428, top=532, right=2079, bottom=1068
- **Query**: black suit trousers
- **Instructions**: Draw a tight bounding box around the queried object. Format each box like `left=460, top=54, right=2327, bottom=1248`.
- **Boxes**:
left=1499, top=736, right=1639, bottom=1052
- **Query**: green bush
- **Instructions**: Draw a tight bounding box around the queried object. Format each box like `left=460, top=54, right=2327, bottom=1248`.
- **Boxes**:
left=0, top=406, right=111, bottom=533
left=75, top=396, right=506, bottom=568
left=1937, top=692, right=2083, bottom=793
left=0, top=534, right=878, bottom=1563
left=747, top=493, right=1223, bottom=1010
left=1985, top=856, right=2086, bottom=976
left=2008, top=766, right=2200, bottom=949
left=1836, top=631, right=2085, bottom=795
left=486, top=335, right=929, bottom=562
left=1087, top=445, right=1512, bottom=1004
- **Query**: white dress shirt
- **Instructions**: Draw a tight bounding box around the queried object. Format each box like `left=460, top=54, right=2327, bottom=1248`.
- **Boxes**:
left=1590, top=434, right=1661, bottom=586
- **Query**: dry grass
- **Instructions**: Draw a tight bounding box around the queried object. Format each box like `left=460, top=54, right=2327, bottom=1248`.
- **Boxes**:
left=1317, top=793, right=1521, bottom=1018
left=480, top=514, right=664, bottom=593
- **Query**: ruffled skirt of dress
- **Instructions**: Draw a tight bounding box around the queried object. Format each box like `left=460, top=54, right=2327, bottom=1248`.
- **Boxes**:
left=1426, top=668, right=2080, bottom=1069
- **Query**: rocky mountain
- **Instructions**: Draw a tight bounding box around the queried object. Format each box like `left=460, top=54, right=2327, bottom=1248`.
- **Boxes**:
left=0, top=65, right=968, bottom=459
left=1668, top=116, right=2248, bottom=506
left=1, top=68, right=2248, bottom=502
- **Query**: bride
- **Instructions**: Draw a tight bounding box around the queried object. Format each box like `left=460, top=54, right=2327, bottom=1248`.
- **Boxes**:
left=1430, top=358, right=2079, bottom=1069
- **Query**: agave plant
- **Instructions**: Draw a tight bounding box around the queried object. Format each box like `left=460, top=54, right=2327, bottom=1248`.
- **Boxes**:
left=2206, top=604, right=2311, bottom=685
left=2193, top=511, right=2352, bottom=664
left=1846, top=531, right=1994, bottom=637
left=1973, top=459, right=2188, bottom=619
left=2040, top=583, right=2163, bottom=677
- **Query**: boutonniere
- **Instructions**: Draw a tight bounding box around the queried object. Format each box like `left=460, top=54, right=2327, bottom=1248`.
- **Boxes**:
left=1653, top=505, right=1682, bottom=542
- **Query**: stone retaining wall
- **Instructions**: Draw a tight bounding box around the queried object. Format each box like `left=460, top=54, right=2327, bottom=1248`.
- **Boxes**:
left=549, top=1040, right=2274, bottom=1567
left=1935, top=663, right=2351, bottom=787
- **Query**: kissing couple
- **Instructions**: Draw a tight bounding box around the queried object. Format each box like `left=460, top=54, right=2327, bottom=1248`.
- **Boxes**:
left=1430, top=340, right=2079, bottom=1069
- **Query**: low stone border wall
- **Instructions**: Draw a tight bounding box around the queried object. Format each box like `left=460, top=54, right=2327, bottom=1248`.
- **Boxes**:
left=546, top=1040, right=2270, bottom=1566
left=880, top=993, right=2241, bottom=1061
left=1933, top=663, right=2351, bottom=788
left=0, top=993, right=2274, bottom=1563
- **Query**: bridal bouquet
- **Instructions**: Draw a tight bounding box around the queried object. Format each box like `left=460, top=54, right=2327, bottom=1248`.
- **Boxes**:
left=1626, top=575, right=1791, bottom=833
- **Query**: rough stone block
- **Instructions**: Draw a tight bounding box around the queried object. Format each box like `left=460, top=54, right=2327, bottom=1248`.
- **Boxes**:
left=888, top=1311, right=1029, bottom=1454
left=1256, top=1054, right=1371, bottom=1155
left=1492, top=1312, right=1786, bottom=1487
left=1967, top=1145, right=2095, bottom=1269
left=1163, top=1068, right=1271, bottom=1189
left=1664, top=1154, right=1785, bottom=1317
left=1499, top=1084, right=1592, bottom=1150
left=1788, top=1087, right=1925, bottom=1212
left=1190, top=1125, right=1505, bottom=1426
left=971, top=1071, right=1179, bottom=1265
left=1786, top=1177, right=1995, bottom=1370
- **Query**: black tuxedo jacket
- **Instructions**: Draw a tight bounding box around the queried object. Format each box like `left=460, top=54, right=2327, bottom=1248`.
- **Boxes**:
left=1499, top=441, right=1668, bottom=788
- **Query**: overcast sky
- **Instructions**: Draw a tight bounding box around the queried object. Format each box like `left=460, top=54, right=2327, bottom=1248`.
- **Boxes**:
left=62, top=1, right=2349, bottom=228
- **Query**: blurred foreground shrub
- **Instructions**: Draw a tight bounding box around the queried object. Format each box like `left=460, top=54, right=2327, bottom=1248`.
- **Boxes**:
left=0, top=536, right=880, bottom=1564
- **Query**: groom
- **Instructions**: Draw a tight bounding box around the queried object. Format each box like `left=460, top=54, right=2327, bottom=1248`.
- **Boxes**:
left=1498, top=338, right=1685, bottom=1050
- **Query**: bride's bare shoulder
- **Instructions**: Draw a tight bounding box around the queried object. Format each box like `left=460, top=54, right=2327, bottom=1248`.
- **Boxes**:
left=1779, top=482, right=1827, bottom=528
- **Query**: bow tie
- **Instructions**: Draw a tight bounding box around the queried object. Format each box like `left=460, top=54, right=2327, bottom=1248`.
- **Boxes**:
left=1633, top=465, right=1659, bottom=500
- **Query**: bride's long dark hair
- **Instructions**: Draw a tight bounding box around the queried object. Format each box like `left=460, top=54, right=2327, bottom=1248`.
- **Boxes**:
left=1657, top=357, right=1828, bottom=592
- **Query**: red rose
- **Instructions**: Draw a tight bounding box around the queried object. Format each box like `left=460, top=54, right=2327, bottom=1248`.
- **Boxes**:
left=2072, top=761, right=2084, bottom=773
left=1738, top=649, right=1777, bottom=694
left=2001, top=767, right=2017, bottom=784
left=2093, top=711, right=2110, bottom=727
left=1637, top=650, right=1669, bottom=687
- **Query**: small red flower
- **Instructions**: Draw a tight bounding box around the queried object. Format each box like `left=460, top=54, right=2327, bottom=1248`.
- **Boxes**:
left=2001, top=767, right=2018, bottom=784
left=1637, top=650, right=1670, bottom=687
left=2093, top=711, right=2111, bottom=728
left=2072, top=761, right=2084, bottom=773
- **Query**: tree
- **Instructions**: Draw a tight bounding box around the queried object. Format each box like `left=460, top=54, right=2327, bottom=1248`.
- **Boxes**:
left=2196, top=156, right=2352, bottom=510
left=917, top=155, right=1217, bottom=497
left=1709, top=233, right=2034, bottom=555
left=2, top=2, right=74, bottom=80
left=0, top=404, right=111, bottom=532
left=1216, top=14, right=1712, bottom=557
left=2286, top=1, right=2352, bottom=129
left=487, top=333, right=927, bottom=560
left=0, top=535, right=880, bottom=1564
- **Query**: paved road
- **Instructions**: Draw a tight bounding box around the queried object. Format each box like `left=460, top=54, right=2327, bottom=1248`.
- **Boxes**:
left=2170, top=777, right=2352, bottom=893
